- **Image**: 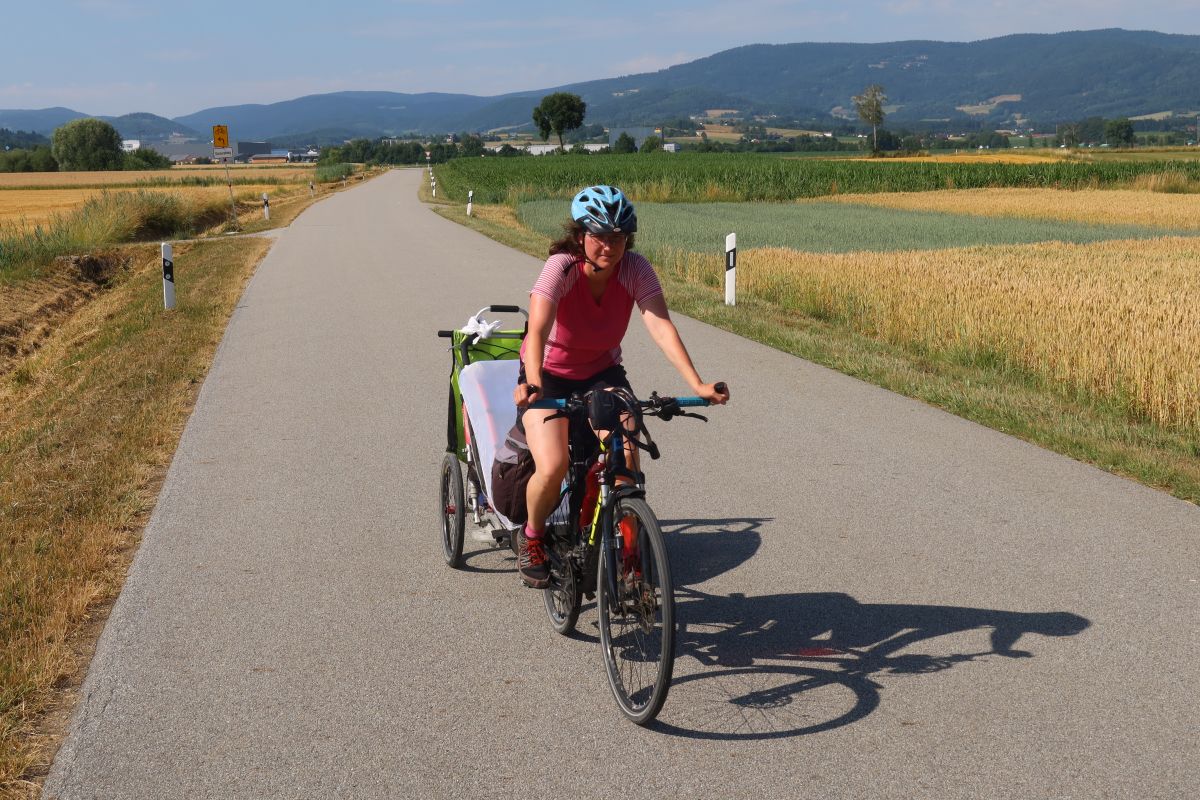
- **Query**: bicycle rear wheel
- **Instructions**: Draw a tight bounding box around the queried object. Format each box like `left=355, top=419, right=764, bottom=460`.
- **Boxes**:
left=597, top=497, right=674, bottom=725
left=439, top=453, right=465, bottom=568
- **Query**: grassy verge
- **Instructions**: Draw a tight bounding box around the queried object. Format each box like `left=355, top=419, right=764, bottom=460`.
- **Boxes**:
left=431, top=200, right=1200, bottom=505
left=0, top=238, right=271, bottom=797
left=0, top=167, right=378, bottom=796
left=0, top=191, right=231, bottom=286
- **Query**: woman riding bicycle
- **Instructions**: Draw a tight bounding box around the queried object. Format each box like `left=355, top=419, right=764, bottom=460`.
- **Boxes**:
left=513, top=185, right=730, bottom=588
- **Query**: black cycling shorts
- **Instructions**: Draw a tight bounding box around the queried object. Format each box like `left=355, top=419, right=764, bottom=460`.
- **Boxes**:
left=516, top=362, right=633, bottom=446
left=517, top=362, right=632, bottom=400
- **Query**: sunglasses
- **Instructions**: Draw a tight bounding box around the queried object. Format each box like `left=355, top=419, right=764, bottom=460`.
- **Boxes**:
left=585, top=232, right=628, bottom=247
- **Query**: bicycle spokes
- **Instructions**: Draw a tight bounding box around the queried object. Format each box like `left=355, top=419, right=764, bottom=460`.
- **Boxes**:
left=599, top=498, right=674, bottom=725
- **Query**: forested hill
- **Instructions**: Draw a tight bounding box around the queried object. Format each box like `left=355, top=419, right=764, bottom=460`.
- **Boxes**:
left=544, top=28, right=1200, bottom=126
left=216, top=29, right=1200, bottom=137
left=6, top=29, right=1200, bottom=140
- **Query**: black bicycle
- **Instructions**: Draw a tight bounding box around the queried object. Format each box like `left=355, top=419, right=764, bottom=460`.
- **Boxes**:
left=528, top=384, right=721, bottom=724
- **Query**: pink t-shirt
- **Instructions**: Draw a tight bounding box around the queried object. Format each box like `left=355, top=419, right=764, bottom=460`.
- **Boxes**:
left=521, top=251, right=664, bottom=380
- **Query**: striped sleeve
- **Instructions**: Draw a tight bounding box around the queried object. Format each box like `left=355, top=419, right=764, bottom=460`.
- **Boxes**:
left=620, top=252, right=664, bottom=308
left=530, top=253, right=577, bottom=303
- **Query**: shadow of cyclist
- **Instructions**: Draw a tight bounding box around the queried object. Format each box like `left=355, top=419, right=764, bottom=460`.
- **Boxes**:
left=653, top=521, right=1090, bottom=740
left=660, top=517, right=767, bottom=586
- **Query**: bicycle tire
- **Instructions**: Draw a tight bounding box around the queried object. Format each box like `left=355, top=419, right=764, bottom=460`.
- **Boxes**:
left=543, top=536, right=581, bottom=634
left=598, top=497, right=674, bottom=725
left=440, top=452, right=465, bottom=568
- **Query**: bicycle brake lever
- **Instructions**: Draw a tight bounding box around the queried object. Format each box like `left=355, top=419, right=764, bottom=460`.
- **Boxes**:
left=680, top=412, right=709, bottom=422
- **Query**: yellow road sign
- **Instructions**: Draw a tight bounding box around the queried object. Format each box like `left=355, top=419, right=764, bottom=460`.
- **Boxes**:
left=212, top=125, right=228, bottom=149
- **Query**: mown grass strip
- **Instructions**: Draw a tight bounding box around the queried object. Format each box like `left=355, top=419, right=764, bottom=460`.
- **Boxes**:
left=518, top=199, right=1194, bottom=254
left=0, top=238, right=271, bottom=795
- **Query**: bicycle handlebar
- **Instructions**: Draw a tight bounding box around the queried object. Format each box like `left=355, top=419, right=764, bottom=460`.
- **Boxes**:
left=527, top=382, right=725, bottom=411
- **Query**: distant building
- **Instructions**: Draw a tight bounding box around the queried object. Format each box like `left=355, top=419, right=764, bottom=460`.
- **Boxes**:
left=662, top=142, right=680, bottom=153
left=152, top=142, right=211, bottom=162
left=249, top=149, right=291, bottom=164
left=121, top=139, right=141, bottom=152
left=237, top=141, right=272, bottom=158
left=488, top=142, right=608, bottom=156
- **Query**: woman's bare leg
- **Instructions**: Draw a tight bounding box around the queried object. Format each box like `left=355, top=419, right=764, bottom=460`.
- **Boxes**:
left=522, top=408, right=569, bottom=532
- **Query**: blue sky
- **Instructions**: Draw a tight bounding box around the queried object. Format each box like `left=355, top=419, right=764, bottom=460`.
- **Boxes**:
left=2, top=1, right=1196, bottom=118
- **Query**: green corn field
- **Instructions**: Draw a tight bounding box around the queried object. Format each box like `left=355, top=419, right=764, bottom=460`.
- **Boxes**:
left=433, top=153, right=1200, bottom=205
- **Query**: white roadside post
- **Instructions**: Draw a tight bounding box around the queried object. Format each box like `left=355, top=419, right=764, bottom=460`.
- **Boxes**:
left=262, top=192, right=270, bottom=220
left=432, top=178, right=437, bottom=198
left=309, top=181, right=314, bottom=197
left=725, top=232, right=737, bottom=306
left=467, top=189, right=473, bottom=216
left=161, top=243, right=175, bottom=310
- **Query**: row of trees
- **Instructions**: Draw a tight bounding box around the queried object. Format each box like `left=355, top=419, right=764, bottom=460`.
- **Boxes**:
left=1056, top=117, right=1135, bottom=147
left=319, top=136, right=490, bottom=166
left=0, top=118, right=171, bottom=172
left=851, top=85, right=1160, bottom=152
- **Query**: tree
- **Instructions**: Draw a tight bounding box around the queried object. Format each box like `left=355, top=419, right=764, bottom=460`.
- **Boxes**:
left=852, top=84, right=887, bottom=152
left=532, top=92, right=586, bottom=150
left=1105, top=118, right=1135, bottom=147
left=124, top=146, right=171, bottom=169
left=640, top=135, right=663, bottom=153
left=612, top=132, right=637, bottom=154
left=459, top=134, right=485, bottom=157
left=51, top=118, right=123, bottom=171
left=1058, top=123, right=1080, bottom=148
left=1077, top=116, right=1106, bottom=145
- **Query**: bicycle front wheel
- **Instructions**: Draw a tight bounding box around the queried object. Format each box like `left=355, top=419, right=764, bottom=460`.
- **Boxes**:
left=543, top=535, right=581, bottom=635
left=597, top=497, right=674, bottom=725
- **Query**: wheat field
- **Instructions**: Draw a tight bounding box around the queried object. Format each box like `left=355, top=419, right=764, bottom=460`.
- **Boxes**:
left=818, top=187, right=1200, bottom=229
left=659, top=237, right=1200, bottom=431
left=0, top=165, right=315, bottom=188
left=0, top=185, right=298, bottom=228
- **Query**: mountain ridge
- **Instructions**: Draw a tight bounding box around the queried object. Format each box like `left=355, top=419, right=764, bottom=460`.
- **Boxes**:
left=5, top=29, right=1199, bottom=142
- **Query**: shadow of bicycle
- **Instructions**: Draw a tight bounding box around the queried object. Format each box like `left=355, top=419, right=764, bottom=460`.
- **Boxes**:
left=655, top=518, right=1091, bottom=740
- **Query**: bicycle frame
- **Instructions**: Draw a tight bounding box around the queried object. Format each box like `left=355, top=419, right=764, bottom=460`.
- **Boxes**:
left=532, top=388, right=708, bottom=598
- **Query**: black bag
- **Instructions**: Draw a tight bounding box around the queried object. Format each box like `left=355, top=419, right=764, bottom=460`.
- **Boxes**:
left=491, top=423, right=535, bottom=525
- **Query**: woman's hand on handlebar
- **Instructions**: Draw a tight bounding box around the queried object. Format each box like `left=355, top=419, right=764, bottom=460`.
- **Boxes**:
left=514, top=382, right=542, bottom=408
left=696, top=381, right=730, bottom=405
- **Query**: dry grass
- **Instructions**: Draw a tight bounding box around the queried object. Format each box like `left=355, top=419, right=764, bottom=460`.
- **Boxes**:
left=0, top=238, right=270, bottom=796
left=819, top=187, right=1200, bottom=229
left=0, top=185, right=301, bottom=229
left=663, top=237, right=1200, bottom=431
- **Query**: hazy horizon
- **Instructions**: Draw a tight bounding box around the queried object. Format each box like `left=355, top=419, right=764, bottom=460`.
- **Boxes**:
left=3, top=2, right=1198, bottom=118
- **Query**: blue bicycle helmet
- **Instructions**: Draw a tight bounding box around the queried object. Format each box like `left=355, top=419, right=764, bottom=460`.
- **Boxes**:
left=570, top=185, right=637, bottom=234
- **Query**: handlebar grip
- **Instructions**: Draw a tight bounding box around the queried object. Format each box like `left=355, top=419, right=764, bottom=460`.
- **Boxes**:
left=675, top=397, right=711, bottom=408
left=437, top=330, right=454, bottom=338
left=715, top=382, right=728, bottom=394
left=489, top=305, right=521, bottom=313
left=528, top=398, right=566, bottom=409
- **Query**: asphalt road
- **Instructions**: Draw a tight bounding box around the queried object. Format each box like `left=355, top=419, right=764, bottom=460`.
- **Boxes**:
left=45, top=169, right=1199, bottom=799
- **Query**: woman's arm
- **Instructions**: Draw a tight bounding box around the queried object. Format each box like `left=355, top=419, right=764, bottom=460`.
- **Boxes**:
left=639, top=294, right=729, bottom=404
left=515, top=293, right=555, bottom=406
